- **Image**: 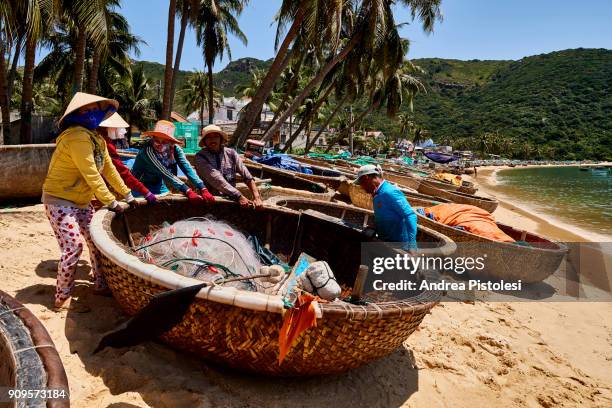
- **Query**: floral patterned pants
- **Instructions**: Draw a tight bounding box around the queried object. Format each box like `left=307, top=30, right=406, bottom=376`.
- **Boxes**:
left=45, top=204, right=107, bottom=302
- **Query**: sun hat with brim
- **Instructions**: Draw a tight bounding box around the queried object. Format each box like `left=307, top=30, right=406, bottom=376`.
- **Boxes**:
left=199, top=124, right=228, bottom=147
left=99, top=112, right=129, bottom=128
left=58, top=92, right=119, bottom=127
left=354, top=164, right=383, bottom=184
left=142, top=120, right=181, bottom=144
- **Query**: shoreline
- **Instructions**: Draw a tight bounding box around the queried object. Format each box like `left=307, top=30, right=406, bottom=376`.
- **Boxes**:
left=467, top=166, right=611, bottom=243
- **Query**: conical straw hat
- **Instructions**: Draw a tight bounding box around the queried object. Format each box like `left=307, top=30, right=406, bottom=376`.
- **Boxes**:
left=99, top=112, right=129, bottom=128
left=142, top=120, right=181, bottom=144
left=58, top=92, right=119, bottom=126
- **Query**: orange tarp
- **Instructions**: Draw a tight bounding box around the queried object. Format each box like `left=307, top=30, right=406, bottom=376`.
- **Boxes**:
left=424, top=204, right=515, bottom=242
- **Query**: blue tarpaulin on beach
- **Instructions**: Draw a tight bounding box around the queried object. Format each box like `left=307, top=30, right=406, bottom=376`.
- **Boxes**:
left=253, top=154, right=313, bottom=174
left=424, top=151, right=458, bottom=164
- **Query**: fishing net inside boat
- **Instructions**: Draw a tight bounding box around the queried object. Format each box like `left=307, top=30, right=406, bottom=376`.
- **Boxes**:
left=136, top=217, right=263, bottom=291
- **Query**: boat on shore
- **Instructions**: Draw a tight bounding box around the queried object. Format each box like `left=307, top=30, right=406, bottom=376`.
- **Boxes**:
left=90, top=196, right=444, bottom=376
left=341, top=180, right=449, bottom=210
left=418, top=182, right=499, bottom=213
left=0, top=290, right=69, bottom=407
left=415, top=211, right=568, bottom=283
left=0, top=144, right=55, bottom=201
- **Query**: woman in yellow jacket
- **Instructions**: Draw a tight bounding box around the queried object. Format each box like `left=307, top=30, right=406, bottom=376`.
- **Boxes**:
left=43, top=92, right=133, bottom=311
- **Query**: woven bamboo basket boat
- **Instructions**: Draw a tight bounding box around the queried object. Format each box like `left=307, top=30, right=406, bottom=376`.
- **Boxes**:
left=342, top=180, right=449, bottom=211
left=266, top=196, right=456, bottom=256
left=91, top=197, right=441, bottom=376
left=0, top=291, right=69, bottom=408
left=415, top=211, right=568, bottom=283
left=0, top=144, right=55, bottom=201
left=418, top=182, right=499, bottom=213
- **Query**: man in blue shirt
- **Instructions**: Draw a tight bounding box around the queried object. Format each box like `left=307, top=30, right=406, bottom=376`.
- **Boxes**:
left=355, top=165, right=418, bottom=250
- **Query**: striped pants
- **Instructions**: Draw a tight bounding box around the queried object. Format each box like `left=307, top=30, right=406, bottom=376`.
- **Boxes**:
left=45, top=204, right=107, bottom=302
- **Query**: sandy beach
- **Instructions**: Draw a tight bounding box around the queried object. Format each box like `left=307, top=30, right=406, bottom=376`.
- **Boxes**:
left=1, top=174, right=611, bottom=407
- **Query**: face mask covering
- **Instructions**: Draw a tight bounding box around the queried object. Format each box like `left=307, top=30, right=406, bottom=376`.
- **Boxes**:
left=63, top=106, right=116, bottom=130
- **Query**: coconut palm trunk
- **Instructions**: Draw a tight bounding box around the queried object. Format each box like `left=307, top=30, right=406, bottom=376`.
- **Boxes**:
left=262, top=34, right=361, bottom=143
left=232, top=6, right=306, bottom=147
left=162, top=0, right=177, bottom=120
left=7, top=33, right=23, bottom=101
left=305, top=94, right=349, bottom=154
left=0, top=42, right=10, bottom=145
left=19, top=35, right=36, bottom=144
left=88, top=48, right=101, bottom=94
left=72, top=29, right=87, bottom=93
left=170, top=11, right=188, bottom=112
left=207, top=62, right=214, bottom=124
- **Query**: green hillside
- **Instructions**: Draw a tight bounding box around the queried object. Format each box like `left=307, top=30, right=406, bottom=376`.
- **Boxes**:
left=136, top=48, right=611, bottom=160
left=365, top=48, right=611, bottom=160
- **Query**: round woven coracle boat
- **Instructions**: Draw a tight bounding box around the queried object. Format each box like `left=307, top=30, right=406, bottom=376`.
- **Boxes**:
left=418, top=182, right=499, bottom=213
left=243, top=161, right=329, bottom=193
left=0, top=144, right=55, bottom=201
left=90, top=197, right=442, bottom=376
left=0, top=291, right=70, bottom=408
left=415, top=211, right=568, bottom=283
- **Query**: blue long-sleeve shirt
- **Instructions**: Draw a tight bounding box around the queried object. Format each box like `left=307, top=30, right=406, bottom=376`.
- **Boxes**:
left=131, top=143, right=205, bottom=195
left=373, top=180, right=418, bottom=249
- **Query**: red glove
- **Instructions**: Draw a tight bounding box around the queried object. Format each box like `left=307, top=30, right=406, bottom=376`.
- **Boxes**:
left=186, top=188, right=204, bottom=205
left=200, top=189, right=216, bottom=204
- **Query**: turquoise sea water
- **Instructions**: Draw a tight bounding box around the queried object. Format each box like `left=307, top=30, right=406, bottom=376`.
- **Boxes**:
left=495, top=166, right=612, bottom=238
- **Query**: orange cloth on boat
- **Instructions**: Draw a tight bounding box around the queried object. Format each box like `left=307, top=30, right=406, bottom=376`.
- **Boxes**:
left=278, top=293, right=318, bottom=365
left=433, top=172, right=462, bottom=186
left=423, top=204, right=515, bottom=242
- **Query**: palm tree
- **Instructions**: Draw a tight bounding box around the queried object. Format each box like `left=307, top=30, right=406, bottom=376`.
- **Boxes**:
left=196, top=0, right=247, bottom=124
left=19, top=0, right=56, bottom=143
left=36, top=8, right=142, bottom=101
left=88, top=1, right=142, bottom=94
left=170, top=0, right=199, bottom=112
left=114, top=65, right=158, bottom=140
left=179, top=71, right=222, bottom=127
left=262, top=0, right=440, bottom=147
left=161, top=0, right=177, bottom=120
left=397, top=113, right=416, bottom=138
left=56, top=0, right=108, bottom=94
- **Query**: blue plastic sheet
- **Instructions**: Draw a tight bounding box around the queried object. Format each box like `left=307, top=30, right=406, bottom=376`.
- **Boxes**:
left=252, top=154, right=313, bottom=174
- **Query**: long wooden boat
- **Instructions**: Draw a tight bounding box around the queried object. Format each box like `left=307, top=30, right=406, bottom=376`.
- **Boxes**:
left=0, top=290, right=69, bottom=407
left=237, top=183, right=335, bottom=202
left=0, top=144, right=55, bottom=201
left=266, top=196, right=456, bottom=256
left=91, top=196, right=441, bottom=376
left=243, top=161, right=330, bottom=193
left=418, top=182, right=499, bottom=213
left=415, top=211, right=567, bottom=283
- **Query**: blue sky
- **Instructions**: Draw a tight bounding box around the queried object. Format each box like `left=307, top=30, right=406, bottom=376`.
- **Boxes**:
left=105, top=0, right=612, bottom=72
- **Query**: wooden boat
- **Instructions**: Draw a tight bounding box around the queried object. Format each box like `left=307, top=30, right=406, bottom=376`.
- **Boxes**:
left=243, top=160, right=330, bottom=193
left=237, top=183, right=335, bottom=202
left=90, top=197, right=441, bottom=376
left=0, top=290, right=69, bottom=407
left=0, top=144, right=55, bottom=201
left=266, top=196, right=456, bottom=256
left=415, top=211, right=568, bottom=283
left=341, top=180, right=449, bottom=211
left=418, top=182, right=499, bottom=213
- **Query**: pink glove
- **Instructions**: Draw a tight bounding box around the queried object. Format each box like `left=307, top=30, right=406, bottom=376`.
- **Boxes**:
left=200, top=189, right=216, bottom=204
left=144, top=192, right=157, bottom=204
left=186, top=189, right=204, bottom=205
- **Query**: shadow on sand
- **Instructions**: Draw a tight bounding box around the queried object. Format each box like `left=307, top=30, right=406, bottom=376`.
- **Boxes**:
left=63, top=296, right=420, bottom=408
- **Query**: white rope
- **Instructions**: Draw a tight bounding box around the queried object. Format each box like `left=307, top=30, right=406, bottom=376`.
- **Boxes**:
left=14, top=344, right=56, bottom=354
